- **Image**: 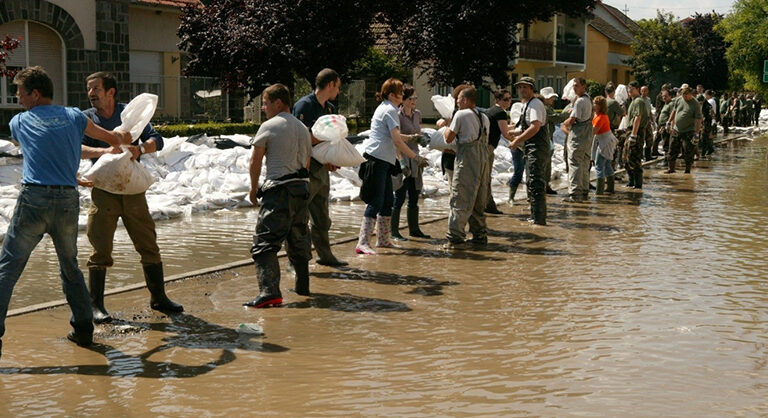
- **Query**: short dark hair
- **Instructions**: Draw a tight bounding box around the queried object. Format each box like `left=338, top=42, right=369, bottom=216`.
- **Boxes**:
left=86, top=71, right=117, bottom=94
left=403, top=85, right=416, bottom=101
left=452, top=84, right=472, bottom=99
left=574, top=77, right=586, bottom=86
left=628, top=80, right=640, bottom=89
left=263, top=83, right=291, bottom=107
left=494, top=89, right=510, bottom=100
left=458, top=86, right=478, bottom=104
left=315, top=68, right=340, bottom=90
left=13, top=66, right=54, bottom=99
left=376, top=78, right=404, bottom=102
left=604, top=82, right=615, bottom=94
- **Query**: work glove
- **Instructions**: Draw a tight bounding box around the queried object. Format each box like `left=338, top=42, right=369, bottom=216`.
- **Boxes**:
left=414, top=155, right=429, bottom=169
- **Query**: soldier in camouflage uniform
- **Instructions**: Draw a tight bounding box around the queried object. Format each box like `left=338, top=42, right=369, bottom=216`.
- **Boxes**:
left=624, top=81, right=648, bottom=189
left=667, top=86, right=703, bottom=174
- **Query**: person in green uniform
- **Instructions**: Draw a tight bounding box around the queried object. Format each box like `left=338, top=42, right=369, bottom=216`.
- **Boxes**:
left=655, top=88, right=674, bottom=156
left=625, top=81, right=648, bottom=189
left=666, top=86, right=703, bottom=174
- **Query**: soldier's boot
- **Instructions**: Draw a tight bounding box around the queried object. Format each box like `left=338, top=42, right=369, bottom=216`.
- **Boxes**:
left=596, top=178, right=605, bottom=195
left=290, top=259, right=311, bottom=296
left=244, top=252, right=283, bottom=308
left=355, top=217, right=377, bottom=255
left=407, top=207, right=431, bottom=238
left=143, top=263, right=184, bottom=313
left=390, top=210, right=408, bottom=241
left=89, top=268, right=112, bottom=324
left=665, top=158, right=676, bottom=174
left=633, top=171, right=643, bottom=189
left=531, top=198, right=547, bottom=226
left=606, top=176, right=615, bottom=194
left=626, top=170, right=635, bottom=187
left=485, top=194, right=503, bottom=215
left=684, top=163, right=692, bottom=174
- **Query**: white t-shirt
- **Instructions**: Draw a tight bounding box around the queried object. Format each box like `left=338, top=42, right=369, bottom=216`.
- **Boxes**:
left=450, top=108, right=490, bottom=144
left=250, top=112, right=311, bottom=181
left=570, top=94, right=593, bottom=122
left=517, top=97, right=547, bottom=126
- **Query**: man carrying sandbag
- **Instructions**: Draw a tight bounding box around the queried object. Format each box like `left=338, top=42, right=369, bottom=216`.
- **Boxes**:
left=292, top=68, right=347, bottom=267
left=244, top=84, right=312, bottom=308
left=0, top=66, right=129, bottom=357
left=80, top=72, right=182, bottom=323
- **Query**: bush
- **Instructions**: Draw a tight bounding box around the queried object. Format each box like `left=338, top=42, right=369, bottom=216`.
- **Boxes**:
left=586, top=79, right=606, bottom=100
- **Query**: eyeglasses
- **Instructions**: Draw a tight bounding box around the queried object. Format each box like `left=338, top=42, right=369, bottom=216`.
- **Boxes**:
left=408, top=96, right=418, bottom=101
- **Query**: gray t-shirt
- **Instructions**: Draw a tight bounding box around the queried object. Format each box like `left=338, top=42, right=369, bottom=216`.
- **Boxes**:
left=449, top=108, right=490, bottom=144
left=250, top=112, right=311, bottom=181
left=570, top=94, right=592, bottom=122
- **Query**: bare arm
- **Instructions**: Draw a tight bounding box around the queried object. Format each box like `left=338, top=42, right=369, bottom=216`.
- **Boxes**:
left=81, top=145, right=121, bottom=160
left=249, top=146, right=266, bottom=205
left=631, top=115, right=641, bottom=136
left=443, top=127, right=458, bottom=144
left=498, top=120, right=513, bottom=140
left=391, top=127, right=418, bottom=158
left=509, top=120, right=542, bottom=149
left=84, top=119, right=130, bottom=148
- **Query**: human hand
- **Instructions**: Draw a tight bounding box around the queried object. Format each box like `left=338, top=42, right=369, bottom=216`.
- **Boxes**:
left=325, top=163, right=339, bottom=172
left=126, top=145, right=141, bottom=161
left=77, top=176, right=94, bottom=188
left=414, top=155, right=429, bottom=169
left=401, top=164, right=412, bottom=177
left=249, top=188, right=259, bottom=206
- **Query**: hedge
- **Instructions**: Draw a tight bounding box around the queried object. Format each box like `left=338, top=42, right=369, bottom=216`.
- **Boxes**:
left=155, top=119, right=367, bottom=137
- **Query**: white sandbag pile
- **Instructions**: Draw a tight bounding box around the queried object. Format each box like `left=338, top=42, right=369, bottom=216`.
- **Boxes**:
left=310, top=115, right=366, bottom=167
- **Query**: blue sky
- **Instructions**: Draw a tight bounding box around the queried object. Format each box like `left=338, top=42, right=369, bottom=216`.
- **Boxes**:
left=603, top=0, right=737, bottom=21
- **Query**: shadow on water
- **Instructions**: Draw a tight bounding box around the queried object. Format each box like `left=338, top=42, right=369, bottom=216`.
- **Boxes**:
left=284, top=292, right=412, bottom=312
left=486, top=229, right=562, bottom=244
left=396, top=247, right=505, bottom=261
left=471, top=242, right=572, bottom=256
left=313, top=267, right=459, bottom=296
left=0, top=313, right=288, bottom=378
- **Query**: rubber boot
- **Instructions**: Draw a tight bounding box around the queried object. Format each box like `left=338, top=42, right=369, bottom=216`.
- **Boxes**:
left=665, top=158, right=676, bottom=174
left=508, top=183, right=519, bottom=204
left=376, top=215, right=398, bottom=248
left=596, top=178, right=605, bottom=195
left=626, top=171, right=635, bottom=188
left=290, top=259, right=311, bottom=296
left=485, top=194, right=503, bottom=215
left=633, top=171, right=643, bottom=189
left=355, top=217, right=376, bottom=255
left=390, top=209, right=408, bottom=241
left=143, top=263, right=184, bottom=313
left=407, top=207, right=431, bottom=238
left=531, top=199, right=547, bottom=226
left=244, top=252, right=283, bottom=308
left=606, top=176, right=615, bottom=194
left=684, top=164, right=691, bottom=174
left=88, top=268, right=112, bottom=324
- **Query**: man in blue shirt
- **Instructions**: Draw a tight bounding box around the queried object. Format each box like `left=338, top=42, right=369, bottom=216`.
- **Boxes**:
left=80, top=72, right=183, bottom=323
left=292, top=68, right=347, bottom=267
left=0, top=66, right=128, bottom=358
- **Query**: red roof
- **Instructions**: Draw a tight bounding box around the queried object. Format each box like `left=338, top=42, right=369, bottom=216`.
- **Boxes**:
left=134, top=0, right=202, bottom=8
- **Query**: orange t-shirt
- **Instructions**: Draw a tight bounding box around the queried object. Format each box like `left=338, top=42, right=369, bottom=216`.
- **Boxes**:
left=592, top=113, right=611, bottom=135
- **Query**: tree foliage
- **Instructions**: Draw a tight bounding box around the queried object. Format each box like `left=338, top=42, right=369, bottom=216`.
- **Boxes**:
left=178, top=0, right=377, bottom=98
left=630, top=12, right=695, bottom=89
left=347, top=47, right=410, bottom=86
left=380, top=0, right=596, bottom=88
left=1, top=35, right=22, bottom=78
left=717, top=0, right=768, bottom=96
left=684, top=13, right=729, bottom=91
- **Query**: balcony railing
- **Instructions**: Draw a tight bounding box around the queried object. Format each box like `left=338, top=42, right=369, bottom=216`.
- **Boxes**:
left=556, top=45, right=585, bottom=64
left=518, top=39, right=553, bottom=61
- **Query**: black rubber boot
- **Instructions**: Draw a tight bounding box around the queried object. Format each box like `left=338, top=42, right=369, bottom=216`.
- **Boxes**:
left=684, top=164, right=691, bottom=174
left=88, top=268, right=112, bottom=324
left=390, top=209, right=408, bottom=241
left=67, top=330, right=93, bottom=347
left=143, top=263, right=184, bottom=313
left=485, top=195, right=503, bottom=214
left=633, top=171, right=643, bottom=189
left=407, top=207, right=431, bottom=238
left=244, top=252, right=283, bottom=308
left=508, top=183, right=519, bottom=203
left=291, top=259, right=311, bottom=296
left=606, top=176, right=615, bottom=194
left=546, top=184, right=557, bottom=195
left=626, top=171, right=635, bottom=188
left=596, top=178, right=605, bottom=195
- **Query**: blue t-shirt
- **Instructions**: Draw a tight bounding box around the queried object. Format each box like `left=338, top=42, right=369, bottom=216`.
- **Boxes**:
left=362, top=100, right=400, bottom=165
left=82, top=103, right=163, bottom=163
left=292, top=92, right=335, bottom=128
left=9, top=105, right=87, bottom=187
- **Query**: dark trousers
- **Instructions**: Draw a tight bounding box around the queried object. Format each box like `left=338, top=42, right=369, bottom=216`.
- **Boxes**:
left=624, top=129, right=646, bottom=179
left=394, top=176, right=419, bottom=210
left=525, top=137, right=550, bottom=224
left=668, top=131, right=696, bottom=169
left=363, top=159, right=394, bottom=218
left=251, top=182, right=311, bottom=264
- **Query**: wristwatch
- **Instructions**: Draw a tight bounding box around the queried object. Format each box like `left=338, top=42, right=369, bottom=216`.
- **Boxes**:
left=139, top=144, right=146, bottom=155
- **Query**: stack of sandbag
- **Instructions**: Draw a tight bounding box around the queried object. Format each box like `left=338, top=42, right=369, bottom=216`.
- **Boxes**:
left=311, top=114, right=366, bottom=167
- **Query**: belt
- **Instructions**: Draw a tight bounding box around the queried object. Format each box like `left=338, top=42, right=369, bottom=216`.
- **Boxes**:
left=22, top=183, right=75, bottom=190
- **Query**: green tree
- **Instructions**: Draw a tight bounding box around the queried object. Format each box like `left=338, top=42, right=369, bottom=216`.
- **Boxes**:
left=685, top=13, right=729, bottom=91
left=717, top=0, right=768, bottom=96
left=347, top=47, right=410, bottom=87
left=586, top=79, right=605, bottom=99
left=630, top=12, right=695, bottom=89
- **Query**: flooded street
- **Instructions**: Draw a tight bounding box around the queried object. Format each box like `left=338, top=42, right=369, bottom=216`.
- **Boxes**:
left=1, top=135, right=767, bottom=416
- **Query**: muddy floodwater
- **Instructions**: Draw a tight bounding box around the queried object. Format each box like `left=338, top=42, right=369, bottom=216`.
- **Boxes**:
left=1, top=136, right=767, bottom=416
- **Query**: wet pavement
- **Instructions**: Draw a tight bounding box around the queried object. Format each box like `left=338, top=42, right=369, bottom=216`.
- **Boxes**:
left=1, top=136, right=768, bottom=415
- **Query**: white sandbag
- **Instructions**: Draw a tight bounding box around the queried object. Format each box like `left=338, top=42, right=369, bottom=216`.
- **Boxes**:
left=427, top=127, right=457, bottom=152
left=312, top=139, right=366, bottom=167
left=562, top=79, right=577, bottom=102
left=615, top=84, right=628, bottom=106
left=114, top=93, right=158, bottom=140
left=431, top=95, right=455, bottom=119
left=312, top=114, right=349, bottom=142
left=81, top=149, right=156, bottom=194
left=510, top=102, right=524, bottom=124
left=618, top=115, right=629, bottom=130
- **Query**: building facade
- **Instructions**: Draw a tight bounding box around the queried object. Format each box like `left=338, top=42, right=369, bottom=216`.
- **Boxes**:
left=572, top=2, right=637, bottom=85
left=0, top=0, right=199, bottom=134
